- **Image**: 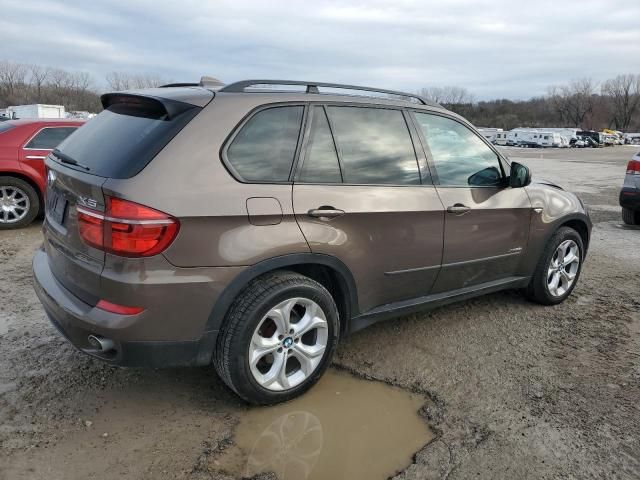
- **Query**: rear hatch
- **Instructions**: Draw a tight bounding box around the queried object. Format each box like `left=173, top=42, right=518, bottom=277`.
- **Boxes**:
left=43, top=88, right=211, bottom=304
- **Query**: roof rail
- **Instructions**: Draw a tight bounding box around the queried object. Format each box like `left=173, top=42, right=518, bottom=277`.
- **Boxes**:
left=219, top=79, right=438, bottom=107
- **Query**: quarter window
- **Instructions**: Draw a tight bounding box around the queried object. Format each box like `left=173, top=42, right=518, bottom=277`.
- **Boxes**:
left=25, top=127, right=77, bottom=149
left=327, top=107, right=420, bottom=185
left=414, top=113, right=503, bottom=187
left=227, top=106, right=303, bottom=182
left=299, top=107, right=342, bottom=183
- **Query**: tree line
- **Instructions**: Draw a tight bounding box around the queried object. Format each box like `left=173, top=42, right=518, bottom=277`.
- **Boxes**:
left=1, top=60, right=639, bottom=132
left=0, top=60, right=165, bottom=114
left=419, top=75, right=640, bottom=132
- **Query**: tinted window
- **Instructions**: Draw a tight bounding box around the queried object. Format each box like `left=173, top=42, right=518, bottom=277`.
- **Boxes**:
left=327, top=107, right=420, bottom=185
left=25, top=127, right=77, bottom=149
left=299, top=107, right=342, bottom=183
left=414, top=113, right=503, bottom=187
left=55, top=101, right=200, bottom=178
left=227, top=106, right=303, bottom=182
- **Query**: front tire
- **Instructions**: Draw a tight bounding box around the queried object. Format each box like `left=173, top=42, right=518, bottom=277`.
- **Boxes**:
left=622, top=207, right=639, bottom=226
left=0, top=176, right=40, bottom=229
left=214, top=271, right=339, bottom=405
left=526, top=227, right=584, bottom=305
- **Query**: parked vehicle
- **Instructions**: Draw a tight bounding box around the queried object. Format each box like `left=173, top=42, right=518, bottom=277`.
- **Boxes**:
left=0, top=119, right=84, bottom=228
left=6, top=104, right=66, bottom=119
left=620, top=150, right=640, bottom=225
left=624, top=133, right=640, bottom=145
left=32, top=79, right=591, bottom=404
left=570, top=137, right=586, bottom=148
left=578, top=130, right=603, bottom=146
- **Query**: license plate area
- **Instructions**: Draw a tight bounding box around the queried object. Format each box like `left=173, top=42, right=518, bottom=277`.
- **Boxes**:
left=47, top=190, right=68, bottom=225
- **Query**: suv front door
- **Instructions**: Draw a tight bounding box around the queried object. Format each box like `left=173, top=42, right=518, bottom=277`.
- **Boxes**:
left=412, top=112, right=532, bottom=293
left=293, top=105, right=445, bottom=314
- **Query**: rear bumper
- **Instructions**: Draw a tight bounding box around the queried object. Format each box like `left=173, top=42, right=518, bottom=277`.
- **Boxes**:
left=620, top=188, right=640, bottom=210
left=32, top=248, right=220, bottom=367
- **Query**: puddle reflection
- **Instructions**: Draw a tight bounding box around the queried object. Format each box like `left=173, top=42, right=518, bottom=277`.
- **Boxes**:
left=218, top=369, right=433, bottom=480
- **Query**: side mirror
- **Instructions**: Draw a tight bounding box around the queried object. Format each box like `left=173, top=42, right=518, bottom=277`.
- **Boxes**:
left=509, top=162, right=531, bottom=188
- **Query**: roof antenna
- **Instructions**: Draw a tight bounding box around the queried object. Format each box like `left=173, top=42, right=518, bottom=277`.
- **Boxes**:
left=200, top=76, right=225, bottom=88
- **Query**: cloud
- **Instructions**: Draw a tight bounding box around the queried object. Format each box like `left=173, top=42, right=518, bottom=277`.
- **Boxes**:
left=0, top=0, right=638, bottom=99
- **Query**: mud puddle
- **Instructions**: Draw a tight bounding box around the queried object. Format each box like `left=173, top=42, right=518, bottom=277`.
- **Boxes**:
left=216, top=369, right=434, bottom=480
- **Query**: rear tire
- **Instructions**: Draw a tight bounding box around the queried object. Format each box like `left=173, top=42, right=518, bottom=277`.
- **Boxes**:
left=622, top=207, right=639, bottom=225
left=526, top=227, right=584, bottom=305
left=0, top=176, right=40, bottom=229
left=214, top=270, right=339, bottom=405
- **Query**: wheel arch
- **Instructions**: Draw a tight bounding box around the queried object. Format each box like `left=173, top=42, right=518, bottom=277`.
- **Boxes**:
left=558, top=215, right=591, bottom=254
left=205, top=254, right=359, bottom=336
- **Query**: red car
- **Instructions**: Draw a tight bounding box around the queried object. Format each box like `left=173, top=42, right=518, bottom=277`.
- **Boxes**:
left=0, top=119, right=84, bottom=228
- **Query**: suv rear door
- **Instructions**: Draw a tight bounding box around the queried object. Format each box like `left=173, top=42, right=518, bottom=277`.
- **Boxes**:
left=411, top=111, right=532, bottom=293
left=42, top=93, right=204, bottom=305
left=293, top=105, right=445, bottom=313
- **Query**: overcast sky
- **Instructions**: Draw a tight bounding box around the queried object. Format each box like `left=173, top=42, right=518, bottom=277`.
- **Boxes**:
left=1, top=0, right=639, bottom=100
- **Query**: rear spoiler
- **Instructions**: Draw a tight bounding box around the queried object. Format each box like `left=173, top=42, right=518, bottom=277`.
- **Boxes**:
left=100, top=93, right=201, bottom=120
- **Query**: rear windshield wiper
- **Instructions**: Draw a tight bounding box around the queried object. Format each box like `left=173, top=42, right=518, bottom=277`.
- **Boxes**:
left=52, top=149, right=91, bottom=171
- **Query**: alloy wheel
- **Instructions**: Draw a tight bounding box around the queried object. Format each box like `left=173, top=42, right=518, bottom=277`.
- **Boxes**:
left=0, top=186, right=30, bottom=224
left=249, top=297, right=328, bottom=391
left=547, top=239, right=580, bottom=297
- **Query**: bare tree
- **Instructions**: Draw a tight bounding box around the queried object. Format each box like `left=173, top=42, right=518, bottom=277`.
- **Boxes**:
left=0, top=60, right=28, bottom=101
left=106, top=71, right=165, bottom=90
left=548, top=78, right=596, bottom=128
left=602, top=74, right=640, bottom=131
left=418, top=86, right=475, bottom=105
left=28, top=64, right=50, bottom=100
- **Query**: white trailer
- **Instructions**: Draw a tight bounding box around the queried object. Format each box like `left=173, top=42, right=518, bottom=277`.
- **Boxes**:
left=6, top=104, right=66, bottom=119
left=494, top=131, right=508, bottom=145
left=537, top=131, right=564, bottom=148
left=477, top=128, right=503, bottom=144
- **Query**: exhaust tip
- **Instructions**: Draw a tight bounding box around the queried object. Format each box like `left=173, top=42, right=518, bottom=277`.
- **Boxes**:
left=88, top=335, right=115, bottom=352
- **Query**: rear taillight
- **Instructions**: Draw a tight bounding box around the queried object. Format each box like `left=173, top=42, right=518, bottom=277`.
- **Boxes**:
left=77, top=196, right=179, bottom=257
left=627, top=160, right=640, bottom=175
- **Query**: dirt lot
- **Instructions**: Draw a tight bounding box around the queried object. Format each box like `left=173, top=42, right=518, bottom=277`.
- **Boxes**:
left=1, top=146, right=639, bottom=480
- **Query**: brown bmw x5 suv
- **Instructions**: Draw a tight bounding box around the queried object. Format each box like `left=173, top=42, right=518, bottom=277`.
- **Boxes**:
left=33, top=79, right=591, bottom=404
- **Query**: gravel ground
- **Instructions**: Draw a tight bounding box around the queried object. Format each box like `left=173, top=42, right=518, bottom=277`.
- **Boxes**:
left=1, top=146, right=639, bottom=479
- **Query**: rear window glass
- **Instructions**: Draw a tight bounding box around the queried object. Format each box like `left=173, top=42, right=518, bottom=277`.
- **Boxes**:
left=226, top=106, right=304, bottom=182
left=54, top=100, right=200, bottom=178
left=26, top=127, right=77, bottom=149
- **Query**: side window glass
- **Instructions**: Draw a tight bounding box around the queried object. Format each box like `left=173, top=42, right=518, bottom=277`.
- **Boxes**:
left=227, top=106, right=303, bottom=182
left=327, top=106, right=420, bottom=185
left=414, top=113, right=503, bottom=187
left=25, top=127, right=77, bottom=149
left=299, top=107, right=342, bottom=183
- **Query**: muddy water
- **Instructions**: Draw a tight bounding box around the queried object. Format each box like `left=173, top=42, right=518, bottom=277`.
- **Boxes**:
left=217, top=369, right=434, bottom=480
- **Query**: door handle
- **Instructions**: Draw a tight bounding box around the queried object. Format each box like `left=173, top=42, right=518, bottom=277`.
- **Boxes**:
left=308, top=207, right=345, bottom=219
left=446, top=203, right=471, bottom=215
left=25, top=155, right=47, bottom=160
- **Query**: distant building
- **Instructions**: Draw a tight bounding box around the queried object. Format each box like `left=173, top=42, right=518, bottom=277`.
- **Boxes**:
left=6, top=104, right=66, bottom=119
